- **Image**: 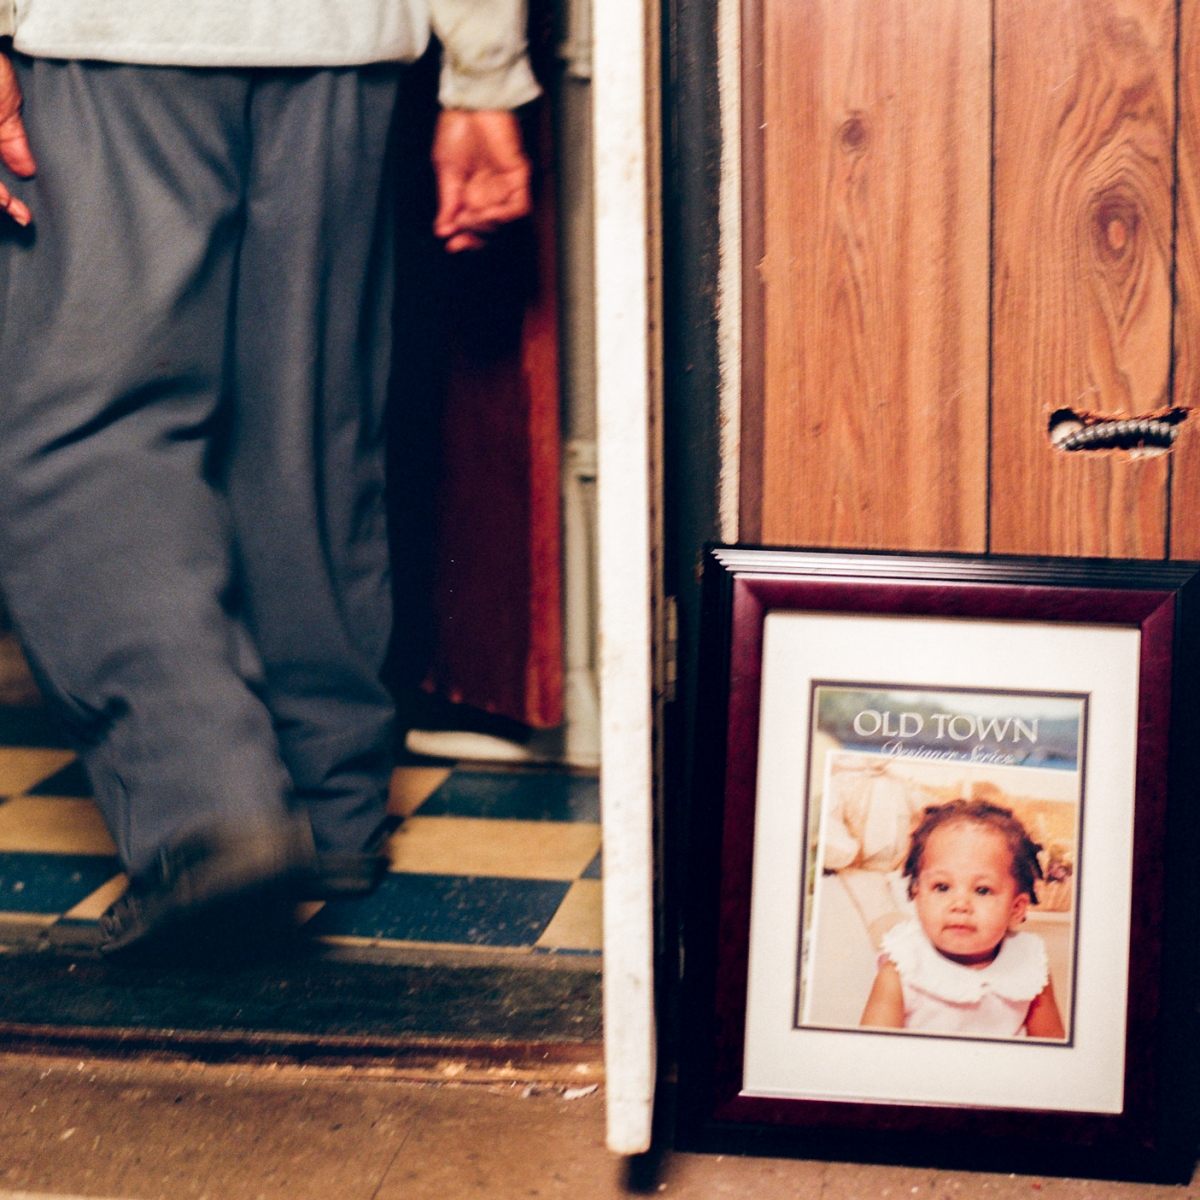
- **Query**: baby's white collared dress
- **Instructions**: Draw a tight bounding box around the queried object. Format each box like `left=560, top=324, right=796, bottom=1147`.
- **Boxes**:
left=879, top=917, right=1050, bottom=1037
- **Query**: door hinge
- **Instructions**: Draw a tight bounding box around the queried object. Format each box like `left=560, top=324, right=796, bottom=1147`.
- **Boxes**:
left=664, top=594, right=678, bottom=703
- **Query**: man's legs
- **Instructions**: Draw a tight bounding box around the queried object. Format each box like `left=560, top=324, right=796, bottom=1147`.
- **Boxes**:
left=226, top=67, right=401, bottom=861
left=0, top=59, right=295, bottom=877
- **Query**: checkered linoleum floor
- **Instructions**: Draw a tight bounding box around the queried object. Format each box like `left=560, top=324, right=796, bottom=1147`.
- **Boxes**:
left=0, top=742, right=602, bottom=957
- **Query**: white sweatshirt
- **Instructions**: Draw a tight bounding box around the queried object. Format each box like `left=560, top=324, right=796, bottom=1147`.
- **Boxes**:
left=0, top=0, right=541, bottom=110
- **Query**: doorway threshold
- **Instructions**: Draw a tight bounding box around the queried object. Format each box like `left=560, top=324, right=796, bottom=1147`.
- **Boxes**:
left=0, top=944, right=602, bottom=1082
left=0, top=708, right=602, bottom=1078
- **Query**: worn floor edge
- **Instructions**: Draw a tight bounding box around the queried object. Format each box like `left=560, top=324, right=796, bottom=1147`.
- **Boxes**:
left=0, top=1021, right=605, bottom=1082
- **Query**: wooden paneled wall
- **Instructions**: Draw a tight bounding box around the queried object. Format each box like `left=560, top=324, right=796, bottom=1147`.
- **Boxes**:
left=741, top=0, right=1200, bottom=560
left=1173, top=0, right=1200, bottom=558
left=992, top=0, right=1175, bottom=557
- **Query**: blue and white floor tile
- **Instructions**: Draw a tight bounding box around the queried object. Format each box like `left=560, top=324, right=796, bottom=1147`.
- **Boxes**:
left=0, top=738, right=603, bottom=958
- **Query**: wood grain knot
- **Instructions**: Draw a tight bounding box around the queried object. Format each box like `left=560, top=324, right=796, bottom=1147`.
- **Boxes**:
left=1092, top=191, right=1139, bottom=261
left=839, top=115, right=869, bottom=154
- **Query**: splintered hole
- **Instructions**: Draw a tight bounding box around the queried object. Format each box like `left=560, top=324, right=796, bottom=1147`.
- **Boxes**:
left=1048, top=407, right=1188, bottom=452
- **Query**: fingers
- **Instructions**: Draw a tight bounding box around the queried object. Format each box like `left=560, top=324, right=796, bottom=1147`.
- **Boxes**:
left=460, top=166, right=531, bottom=228
left=0, top=111, right=36, bottom=179
left=433, top=165, right=467, bottom=241
left=431, top=109, right=531, bottom=252
left=434, top=172, right=527, bottom=237
left=0, top=52, right=35, bottom=225
left=435, top=162, right=531, bottom=250
left=0, top=179, right=30, bottom=227
left=444, top=231, right=487, bottom=253
left=437, top=173, right=529, bottom=245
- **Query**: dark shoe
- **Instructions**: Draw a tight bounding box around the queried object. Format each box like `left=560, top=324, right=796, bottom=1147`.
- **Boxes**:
left=302, top=815, right=398, bottom=900
left=305, top=850, right=388, bottom=899
left=100, top=815, right=315, bottom=963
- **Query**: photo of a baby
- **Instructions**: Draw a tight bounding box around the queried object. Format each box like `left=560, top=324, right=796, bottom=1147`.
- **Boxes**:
left=860, top=799, right=1065, bottom=1038
left=794, top=683, right=1085, bottom=1045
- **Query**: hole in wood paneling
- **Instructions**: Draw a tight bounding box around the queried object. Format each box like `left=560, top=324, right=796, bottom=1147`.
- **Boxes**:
left=1048, top=407, right=1188, bottom=453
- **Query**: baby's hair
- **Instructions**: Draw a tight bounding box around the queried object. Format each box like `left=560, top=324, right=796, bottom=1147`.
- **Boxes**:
left=903, top=799, right=1043, bottom=904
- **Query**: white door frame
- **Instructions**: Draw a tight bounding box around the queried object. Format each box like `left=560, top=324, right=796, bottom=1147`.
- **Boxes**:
left=594, top=0, right=661, bottom=1157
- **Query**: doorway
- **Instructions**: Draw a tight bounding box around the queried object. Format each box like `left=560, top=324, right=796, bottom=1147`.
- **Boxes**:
left=0, top=0, right=608, bottom=1073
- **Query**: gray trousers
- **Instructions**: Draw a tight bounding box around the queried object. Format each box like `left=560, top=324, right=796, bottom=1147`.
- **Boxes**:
left=0, top=59, right=400, bottom=875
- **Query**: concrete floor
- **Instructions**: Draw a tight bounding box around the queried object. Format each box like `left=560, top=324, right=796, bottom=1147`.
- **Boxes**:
left=0, top=1054, right=1196, bottom=1200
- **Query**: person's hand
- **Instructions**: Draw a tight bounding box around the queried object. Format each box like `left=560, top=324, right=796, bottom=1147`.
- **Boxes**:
left=432, top=109, right=531, bottom=252
left=0, top=49, right=35, bottom=226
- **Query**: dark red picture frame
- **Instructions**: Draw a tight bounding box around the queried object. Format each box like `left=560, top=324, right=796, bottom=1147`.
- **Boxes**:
left=676, top=548, right=1200, bottom=1184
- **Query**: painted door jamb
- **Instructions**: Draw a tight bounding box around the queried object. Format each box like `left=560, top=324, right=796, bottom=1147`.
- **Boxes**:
left=594, top=0, right=660, bottom=1158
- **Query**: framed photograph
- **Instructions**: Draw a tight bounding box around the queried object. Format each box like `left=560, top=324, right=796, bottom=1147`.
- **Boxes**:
left=677, top=548, right=1200, bottom=1183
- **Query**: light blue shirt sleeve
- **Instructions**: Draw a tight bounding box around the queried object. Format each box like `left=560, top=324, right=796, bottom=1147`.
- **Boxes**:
left=431, top=0, right=541, bottom=110
left=5, top=0, right=542, bottom=85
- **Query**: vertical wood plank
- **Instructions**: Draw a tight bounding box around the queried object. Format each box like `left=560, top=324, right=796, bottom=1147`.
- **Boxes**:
left=991, top=0, right=1175, bottom=558
left=759, top=0, right=990, bottom=551
left=1171, top=0, right=1200, bottom=559
left=737, top=0, right=765, bottom=544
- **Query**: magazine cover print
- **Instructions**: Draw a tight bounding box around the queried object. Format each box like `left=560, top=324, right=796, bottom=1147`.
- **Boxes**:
left=795, top=684, right=1087, bottom=1044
